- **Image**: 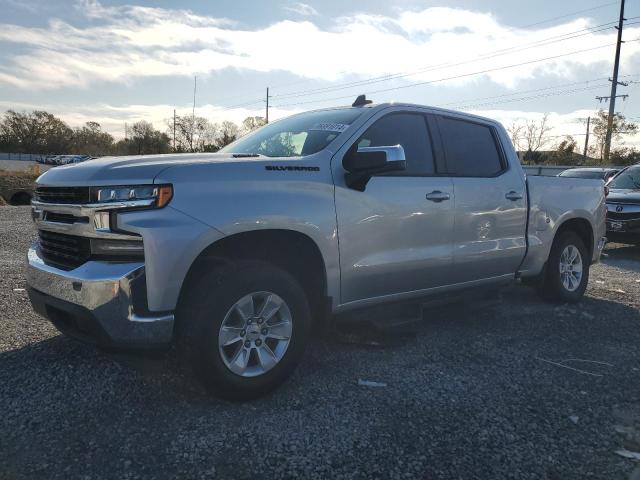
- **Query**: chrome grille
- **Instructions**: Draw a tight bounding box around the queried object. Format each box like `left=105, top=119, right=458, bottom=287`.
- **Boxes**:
left=35, top=186, right=91, bottom=204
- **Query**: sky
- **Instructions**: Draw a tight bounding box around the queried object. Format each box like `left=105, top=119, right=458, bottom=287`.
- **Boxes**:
left=1, top=0, right=640, bottom=149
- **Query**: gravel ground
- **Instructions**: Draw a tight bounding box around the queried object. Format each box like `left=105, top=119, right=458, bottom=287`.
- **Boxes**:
left=2, top=205, right=640, bottom=480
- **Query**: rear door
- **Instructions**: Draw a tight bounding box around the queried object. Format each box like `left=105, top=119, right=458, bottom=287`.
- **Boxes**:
left=333, top=109, right=455, bottom=305
left=434, top=115, right=527, bottom=284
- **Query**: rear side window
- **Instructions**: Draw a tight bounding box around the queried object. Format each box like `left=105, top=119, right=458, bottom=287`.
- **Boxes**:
left=356, top=113, right=435, bottom=176
left=438, top=117, right=504, bottom=177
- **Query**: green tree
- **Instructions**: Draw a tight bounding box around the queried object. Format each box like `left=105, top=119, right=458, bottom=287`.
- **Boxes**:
left=589, top=110, right=638, bottom=161
left=609, top=147, right=640, bottom=166
left=0, top=110, right=73, bottom=154
left=240, top=116, right=266, bottom=135
left=116, top=121, right=170, bottom=155
left=551, top=136, right=579, bottom=165
left=70, top=121, right=114, bottom=156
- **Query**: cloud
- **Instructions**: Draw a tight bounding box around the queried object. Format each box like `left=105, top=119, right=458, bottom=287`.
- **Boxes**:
left=0, top=1, right=638, bottom=94
left=283, top=2, right=319, bottom=17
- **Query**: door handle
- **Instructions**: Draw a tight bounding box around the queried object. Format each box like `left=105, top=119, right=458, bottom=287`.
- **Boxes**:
left=505, top=191, right=523, bottom=201
left=426, top=191, right=451, bottom=203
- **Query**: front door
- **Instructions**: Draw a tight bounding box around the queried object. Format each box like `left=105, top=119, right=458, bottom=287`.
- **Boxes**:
left=333, top=109, right=456, bottom=305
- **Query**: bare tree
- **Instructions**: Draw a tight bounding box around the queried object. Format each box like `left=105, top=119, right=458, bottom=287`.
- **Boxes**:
left=523, top=113, right=552, bottom=153
left=507, top=122, right=524, bottom=152
left=216, top=121, right=239, bottom=149
left=168, top=115, right=220, bottom=152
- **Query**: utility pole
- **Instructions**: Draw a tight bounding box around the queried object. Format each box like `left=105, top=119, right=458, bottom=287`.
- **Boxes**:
left=173, top=109, right=176, bottom=152
left=124, top=122, right=128, bottom=141
left=603, top=0, right=626, bottom=162
left=266, top=87, right=270, bottom=124
left=583, top=116, right=591, bottom=159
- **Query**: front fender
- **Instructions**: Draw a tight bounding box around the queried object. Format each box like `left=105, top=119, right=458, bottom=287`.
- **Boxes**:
left=117, top=207, right=225, bottom=312
left=154, top=160, right=340, bottom=306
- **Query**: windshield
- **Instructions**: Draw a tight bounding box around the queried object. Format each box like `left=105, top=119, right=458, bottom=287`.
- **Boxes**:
left=609, top=166, right=640, bottom=190
left=220, top=108, right=364, bottom=157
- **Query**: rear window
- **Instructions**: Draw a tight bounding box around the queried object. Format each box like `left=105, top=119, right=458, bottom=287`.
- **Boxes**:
left=438, top=117, right=504, bottom=177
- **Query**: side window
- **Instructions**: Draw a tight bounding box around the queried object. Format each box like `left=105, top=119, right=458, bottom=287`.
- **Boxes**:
left=438, top=117, right=504, bottom=177
left=355, top=113, right=435, bottom=176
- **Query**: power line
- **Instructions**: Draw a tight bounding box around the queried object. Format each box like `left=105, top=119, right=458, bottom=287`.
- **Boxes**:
left=518, top=1, right=619, bottom=29
left=205, top=32, right=639, bottom=115
left=436, top=76, right=633, bottom=108
left=272, top=42, right=626, bottom=108
left=443, top=74, right=640, bottom=111
left=452, top=84, right=610, bottom=110
left=204, top=2, right=632, bottom=108
left=271, top=21, right=622, bottom=101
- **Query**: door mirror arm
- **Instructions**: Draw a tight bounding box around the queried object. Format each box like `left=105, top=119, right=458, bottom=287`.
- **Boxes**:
left=343, top=145, right=407, bottom=191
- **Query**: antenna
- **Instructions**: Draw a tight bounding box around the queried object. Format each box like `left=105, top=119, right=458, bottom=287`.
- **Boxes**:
left=352, top=95, right=372, bottom=107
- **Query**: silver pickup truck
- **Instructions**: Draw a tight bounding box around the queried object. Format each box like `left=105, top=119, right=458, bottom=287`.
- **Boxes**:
left=26, top=100, right=607, bottom=399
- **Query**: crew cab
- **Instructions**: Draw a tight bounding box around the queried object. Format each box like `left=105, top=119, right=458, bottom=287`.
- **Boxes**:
left=26, top=99, right=607, bottom=399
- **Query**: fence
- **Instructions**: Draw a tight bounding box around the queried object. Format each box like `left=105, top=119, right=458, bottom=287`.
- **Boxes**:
left=0, top=152, right=48, bottom=162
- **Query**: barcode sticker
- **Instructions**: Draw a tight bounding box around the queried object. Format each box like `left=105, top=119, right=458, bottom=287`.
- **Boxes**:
left=309, top=122, right=350, bottom=133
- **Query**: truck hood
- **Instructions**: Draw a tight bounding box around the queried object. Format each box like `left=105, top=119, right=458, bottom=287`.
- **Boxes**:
left=607, top=189, right=640, bottom=205
left=36, top=153, right=265, bottom=187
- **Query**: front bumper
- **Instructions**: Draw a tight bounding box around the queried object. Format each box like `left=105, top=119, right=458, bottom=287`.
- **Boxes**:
left=26, top=245, right=174, bottom=348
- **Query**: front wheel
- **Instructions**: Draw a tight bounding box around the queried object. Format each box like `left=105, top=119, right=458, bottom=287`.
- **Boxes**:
left=542, top=231, right=590, bottom=303
left=179, top=260, right=311, bottom=400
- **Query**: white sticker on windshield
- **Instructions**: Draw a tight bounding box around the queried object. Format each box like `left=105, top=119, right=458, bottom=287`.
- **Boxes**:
left=310, top=122, right=350, bottom=133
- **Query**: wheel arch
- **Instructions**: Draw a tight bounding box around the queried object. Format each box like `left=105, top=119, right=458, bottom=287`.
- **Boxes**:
left=176, top=229, right=330, bottom=331
left=554, top=217, right=594, bottom=261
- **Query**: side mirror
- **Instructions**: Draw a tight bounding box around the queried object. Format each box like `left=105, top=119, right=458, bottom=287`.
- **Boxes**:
left=343, top=145, right=407, bottom=191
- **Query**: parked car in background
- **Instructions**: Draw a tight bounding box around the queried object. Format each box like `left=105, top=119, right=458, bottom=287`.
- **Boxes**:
left=605, top=164, right=640, bottom=245
left=558, top=167, right=619, bottom=182
left=27, top=100, right=606, bottom=399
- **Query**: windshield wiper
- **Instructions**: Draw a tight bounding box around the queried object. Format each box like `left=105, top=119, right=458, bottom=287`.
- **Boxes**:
left=231, top=153, right=261, bottom=158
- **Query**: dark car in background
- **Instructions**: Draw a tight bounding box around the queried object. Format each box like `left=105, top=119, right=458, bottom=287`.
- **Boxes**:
left=605, top=165, right=640, bottom=245
left=559, top=167, right=619, bottom=182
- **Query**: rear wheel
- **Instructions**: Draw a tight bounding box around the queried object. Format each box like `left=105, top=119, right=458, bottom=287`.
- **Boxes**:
left=542, top=231, right=590, bottom=303
left=179, top=260, right=311, bottom=400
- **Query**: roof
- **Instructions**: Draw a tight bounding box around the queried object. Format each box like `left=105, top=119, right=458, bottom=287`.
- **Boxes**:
left=304, top=101, right=502, bottom=127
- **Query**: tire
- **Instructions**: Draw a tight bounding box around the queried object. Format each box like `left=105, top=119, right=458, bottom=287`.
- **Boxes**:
left=178, top=260, right=311, bottom=400
left=541, top=231, right=590, bottom=303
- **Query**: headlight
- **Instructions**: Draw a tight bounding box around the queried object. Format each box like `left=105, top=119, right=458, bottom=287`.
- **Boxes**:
left=92, top=184, right=173, bottom=208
